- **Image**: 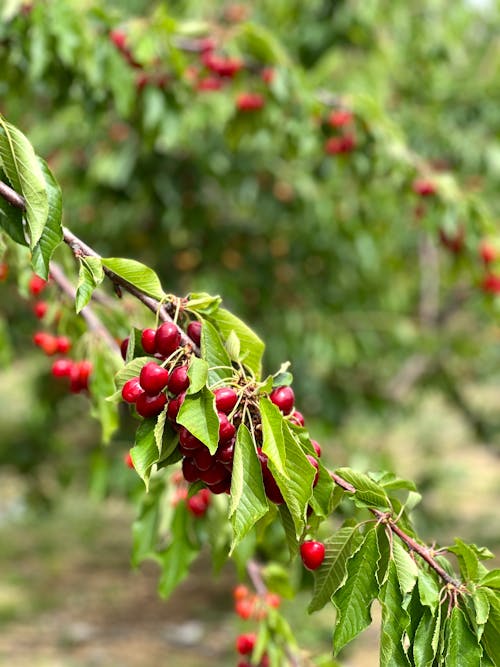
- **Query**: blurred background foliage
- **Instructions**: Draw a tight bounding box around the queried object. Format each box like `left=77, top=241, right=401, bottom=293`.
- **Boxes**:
left=0, top=2, right=500, bottom=659
left=1, top=0, right=500, bottom=664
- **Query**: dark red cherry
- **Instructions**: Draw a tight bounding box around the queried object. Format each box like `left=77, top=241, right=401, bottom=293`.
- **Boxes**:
left=139, top=361, right=169, bottom=395
left=141, top=328, right=157, bottom=354
left=270, top=386, right=294, bottom=415
left=155, top=322, right=181, bottom=357
left=122, top=377, right=144, bottom=403
left=168, top=365, right=190, bottom=394
left=135, top=392, right=167, bottom=418
left=214, top=386, right=238, bottom=414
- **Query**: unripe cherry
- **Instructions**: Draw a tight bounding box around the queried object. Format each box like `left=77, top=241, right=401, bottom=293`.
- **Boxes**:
left=187, top=320, right=202, bottom=346
left=270, top=386, right=294, bottom=415
left=300, top=540, right=325, bottom=570
left=236, top=633, right=256, bottom=656
left=139, top=361, right=169, bottom=395
left=233, top=585, right=250, bottom=601
left=51, top=359, right=73, bottom=378
left=168, top=365, right=190, bottom=394
left=122, top=377, right=144, bottom=403
left=182, top=457, right=199, bottom=483
left=235, top=598, right=255, bottom=620
left=141, top=328, right=157, bottom=354
left=155, top=322, right=181, bottom=357
left=218, top=411, right=236, bottom=442
left=214, top=386, right=238, bottom=414
left=135, top=391, right=167, bottom=418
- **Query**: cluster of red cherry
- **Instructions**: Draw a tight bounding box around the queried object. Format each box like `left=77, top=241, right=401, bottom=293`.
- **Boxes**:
left=26, top=273, right=93, bottom=393
left=233, top=584, right=281, bottom=667
left=323, top=109, right=357, bottom=156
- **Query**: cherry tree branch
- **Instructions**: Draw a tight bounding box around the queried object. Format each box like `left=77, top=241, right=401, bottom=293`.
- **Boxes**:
left=0, top=177, right=462, bottom=591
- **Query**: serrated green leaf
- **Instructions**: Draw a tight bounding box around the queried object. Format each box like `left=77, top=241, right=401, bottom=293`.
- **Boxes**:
left=260, top=396, right=287, bottom=478
left=88, top=343, right=121, bottom=443
left=474, top=588, right=491, bottom=626
left=208, top=307, right=264, bottom=379
left=482, top=588, right=500, bottom=665
left=229, top=425, right=268, bottom=551
left=201, top=319, right=233, bottom=385
left=417, top=569, right=440, bottom=611
left=445, top=606, right=481, bottom=667
left=375, top=471, right=417, bottom=492
left=157, top=502, right=199, bottom=599
left=176, top=386, right=219, bottom=454
left=480, top=570, right=500, bottom=590
left=0, top=116, right=48, bottom=249
left=185, top=292, right=222, bottom=315
left=30, top=158, right=62, bottom=278
left=0, top=175, right=26, bottom=245
left=154, top=409, right=167, bottom=455
left=448, top=538, right=484, bottom=582
left=187, top=356, right=209, bottom=394
left=332, top=528, right=380, bottom=655
left=75, top=256, right=104, bottom=313
left=101, top=256, right=164, bottom=300
left=269, top=425, right=315, bottom=538
left=392, top=539, right=419, bottom=596
left=131, top=419, right=160, bottom=490
left=308, top=526, right=363, bottom=613
left=413, top=608, right=439, bottom=667
left=335, top=467, right=391, bottom=510
left=376, top=524, right=391, bottom=587
left=380, top=561, right=411, bottom=667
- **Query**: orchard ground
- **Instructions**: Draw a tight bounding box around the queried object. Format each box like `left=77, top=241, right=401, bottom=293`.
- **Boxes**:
left=0, top=379, right=498, bottom=667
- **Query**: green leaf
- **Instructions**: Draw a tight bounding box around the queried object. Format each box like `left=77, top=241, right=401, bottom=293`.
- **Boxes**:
left=445, top=606, right=481, bottom=667
left=234, top=22, right=290, bottom=64
left=157, top=502, right=199, bottom=599
left=132, top=479, right=163, bottom=566
left=482, top=589, right=500, bottom=665
left=380, top=561, right=411, bottom=667
left=480, top=570, right=500, bottom=590
left=417, top=569, right=440, bottom=611
left=186, top=357, right=209, bottom=394
left=176, top=386, right=219, bottom=454
left=131, top=419, right=160, bottom=490
left=448, top=538, right=484, bottom=582
left=185, top=292, right=222, bottom=315
left=201, top=319, right=233, bottom=386
left=0, top=116, right=48, bottom=249
left=101, top=257, right=165, bottom=300
left=229, top=425, right=268, bottom=551
left=260, top=396, right=287, bottom=478
left=308, top=525, right=363, bottom=613
left=413, top=608, right=439, bottom=667
left=208, top=307, right=264, bottom=379
left=88, top=343, right=121, bottom=443
left=154, top=409, right=167, bottom=455
left=75, top=256, right=104, bottom=313
left=270, top=425, right=315, bottom=538
left=376, top=524, right=391, bottom=587
left=473, top=588, right=491, bottom=626
left=278, top=504, right=299, bottom=559
left=225, top=330, right=241, bottom=362
left=392, top=539, right=419, bottom=596
left=30, top=158, right=63, bottom=278
left=0, top=176, right=26, bottom=246
left=332, top=528, right=380, bottom=655
left=335, top=467, right=391, bottom=510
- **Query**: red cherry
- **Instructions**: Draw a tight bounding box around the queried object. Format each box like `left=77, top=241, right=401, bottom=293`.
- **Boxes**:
left=187, top=490, right=210, bottom=517
left=412, top=178, right=436, bottom=197
left=199, top=37, right=216, bottom=52
left=200, top=462, right=228, bottom=486
left=197, top=76, right=223, bottom=92
left=328, top=109, right=353, bottom=127
left=306, top=455, right=319, bottom=487
left=215, top=441, right=234, bottom=466
left=168, top=365, right=190, bottom=394
left=270, top=386, right=294, bottom=415
left=51, top=359, right=73, bottom=378
left=265, top=592, right=281, bottom=608
left=481, top=273, right=500, bottom=294
left=179, top=427, right=203, bottom=451
left=167, top=393, right=185, bottom=421
left=120, top=337, right=129, bottom=360
left=41, top=334, right=58, bottom=356
left=290, top=410, right=305, bottom=426
left=236, top=92, right=265, bottom=112
left=56, top=336, right=71, bottom=354
left=236, top=633, right=256, bottom=656
left=124, top=452, right=135, bottom=469
left=187, top=321, right=202, bottom=346
left=139, top=361, right=169, bottom=395
left=235, top=598, right=254, bottom=620
left=218, top=412, right=236, bottom=442
left=233, top=585, right=249, bottom=601
left=135, top=392, right=167, bottom=418
left=311, top=440, right=322, bottom=457
left=439, top=227, right=465, bottom=254
left=0, top=262, right=8, bottom=281
left=214, top=386, right=238, bottom=414
left=33, top=301, right=47, bottom=319
left=78, top=360, right=92, bottom=385
left=257, top=449, right=284, bottom=504
left=182, top=457, right=199, bottom=483
left=122, top=377, right=144, bottom=403
left=261, top=67, right=275, bottom=84
left=480, top=241, right=496, bottom=264
left=141, top=328, right=157, bottom=354
left=29, top=274, right=47, bottom=296
left=300, top=540, right=325, bottom=570
left=209, top=477, right=232, bottom=494
left=110, top=29, right=127, bottom=51
left=193, top=445, right=214, bottom=471
left=155, top=322, right=181, bottom=357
